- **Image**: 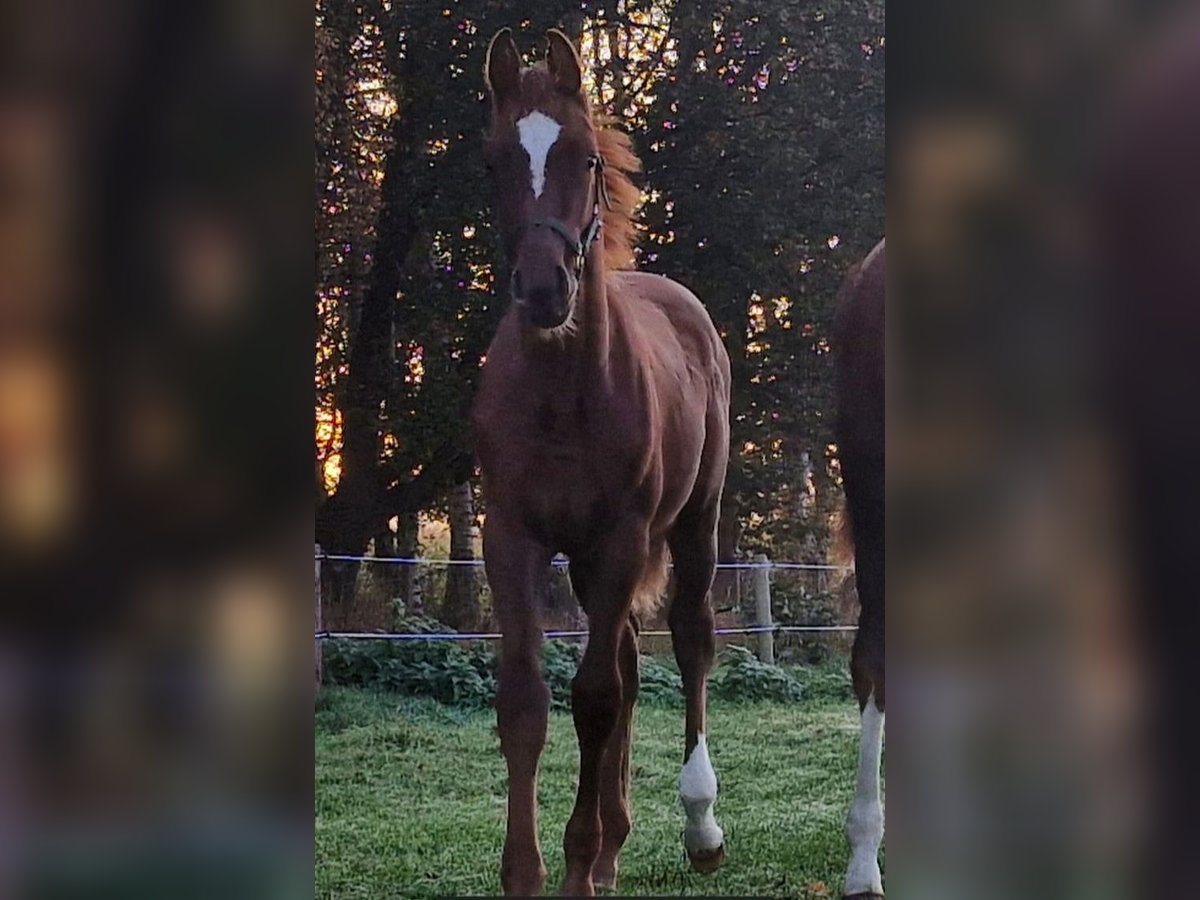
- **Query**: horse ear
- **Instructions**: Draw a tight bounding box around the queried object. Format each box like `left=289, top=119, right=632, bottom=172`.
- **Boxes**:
left=545, top=29, right=583, bottom=95
left=485, top=28, right=521, bottom=105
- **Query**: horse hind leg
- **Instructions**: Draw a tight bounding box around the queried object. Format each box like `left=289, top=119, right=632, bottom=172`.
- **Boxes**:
left=667, top=508, right=726, bottom=874
left=844, top=523, right=885, bottom=899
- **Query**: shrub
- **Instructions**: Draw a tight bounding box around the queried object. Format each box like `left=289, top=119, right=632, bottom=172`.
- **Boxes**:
left=797, top=659, right=855, bottom=703
left=541, top=640, right=583, bottom=710
left=637, top=654, right=683, bottom=705
left=322, top=618, right=833, bottom=709
left=709, top=645, right=806, bottom=703
left=322, top=636, right=496, bottom=708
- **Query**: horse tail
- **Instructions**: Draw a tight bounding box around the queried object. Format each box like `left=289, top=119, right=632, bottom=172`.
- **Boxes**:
left=632, top=540, right=670, bottom=621
left=829, top=497, right=857, bottom=607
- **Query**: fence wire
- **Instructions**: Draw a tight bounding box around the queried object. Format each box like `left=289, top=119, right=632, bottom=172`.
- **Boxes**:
left=317, top=624, right=855, bottom=642
left=317, top=553, right=845, bottom=571
left=315, top=550, right=856, bottom=642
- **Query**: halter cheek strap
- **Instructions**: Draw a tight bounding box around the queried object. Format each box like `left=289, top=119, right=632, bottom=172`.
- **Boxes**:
left=530, top=155, right=609, bottom=275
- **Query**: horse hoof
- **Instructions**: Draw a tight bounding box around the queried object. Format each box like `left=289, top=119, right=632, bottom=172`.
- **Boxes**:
left=501, top=862, right=547, bottom=897
left=687, top=843, right=725, bottom=874
left=592, top=866, right=617, bottom=892
left=559, top=878, right=593, bottom=896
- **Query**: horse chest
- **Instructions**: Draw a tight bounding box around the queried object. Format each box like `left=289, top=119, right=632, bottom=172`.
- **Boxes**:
left=487, top=396, right=646, bottom=546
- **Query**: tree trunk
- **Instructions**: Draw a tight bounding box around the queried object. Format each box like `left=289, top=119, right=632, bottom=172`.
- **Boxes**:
left=546, top=563, right=579, bottom=628
left=372, top=523, right=401, bottom=617
left=710, top=489, right=743, bottom=614
left=605, top=22, right=628, bottom=118
left=443, top=480, right=480, bottom=629
left=396, top=509, right=419, bottom=613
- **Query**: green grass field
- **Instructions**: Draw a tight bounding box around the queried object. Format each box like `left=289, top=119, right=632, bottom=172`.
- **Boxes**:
left=316, top=683, right=881, bottom=898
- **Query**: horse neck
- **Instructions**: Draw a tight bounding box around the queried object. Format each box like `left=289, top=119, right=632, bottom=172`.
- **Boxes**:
left=577, top=249, right=613, bottom=370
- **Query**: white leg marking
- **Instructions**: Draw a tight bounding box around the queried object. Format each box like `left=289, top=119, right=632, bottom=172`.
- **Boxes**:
left=679, top=734, right=724, bottom=854
left=845, top=694, right=885, bottom=895
left=516, top=111, right=561, bottom=199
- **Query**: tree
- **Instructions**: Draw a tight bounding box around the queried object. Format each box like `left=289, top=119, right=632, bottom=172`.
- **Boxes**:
left=314, top=0, right=885, bottom=630
left=640, top=0, right=884, bottom=562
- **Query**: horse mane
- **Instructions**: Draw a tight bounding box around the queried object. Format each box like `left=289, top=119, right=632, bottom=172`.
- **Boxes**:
left=593, top=118, right=641, bottom=271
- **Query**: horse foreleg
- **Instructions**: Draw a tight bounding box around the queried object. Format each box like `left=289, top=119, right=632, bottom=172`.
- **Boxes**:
left=594, top=616, right=639, bottom=890
left=486, top=515, right=551, bottom=897
left=562, top=536, right=643, bottom=896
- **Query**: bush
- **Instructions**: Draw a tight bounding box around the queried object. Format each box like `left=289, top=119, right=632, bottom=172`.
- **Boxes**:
left=638, top=654, right=683, bottom=705
left=709, top=645, right=806, bottom=703
left=322, top=617, right=834, bottom=709
left=796, top=659, right=855, bottom=703
left=541, top=640, right=583, bottom=710
left=392, top=611, right=459, bottom=634
left=322, top=636, right=496, bottom=708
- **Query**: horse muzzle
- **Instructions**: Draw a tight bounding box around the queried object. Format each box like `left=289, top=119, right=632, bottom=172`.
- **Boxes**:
left=512, top=262, right=576, bottom=329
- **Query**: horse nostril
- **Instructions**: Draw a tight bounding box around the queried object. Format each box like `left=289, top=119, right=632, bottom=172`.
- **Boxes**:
left=512, top=269, right=524, bottom=299
left=556, top=265, right=570, bottom=297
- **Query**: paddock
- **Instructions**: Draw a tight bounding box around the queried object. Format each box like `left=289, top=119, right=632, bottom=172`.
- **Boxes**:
left=313, top=549, right=882, bottom=897
left=316, top=683, right=880, bottom=898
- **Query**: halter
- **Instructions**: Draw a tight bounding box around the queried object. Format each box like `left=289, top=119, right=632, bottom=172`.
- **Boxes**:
left=530, top=154, right=610, bottom=276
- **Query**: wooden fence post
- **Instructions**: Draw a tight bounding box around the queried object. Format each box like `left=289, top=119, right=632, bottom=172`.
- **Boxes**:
left=753, top=553, right=774, bottom=664
left=315, top=543, right=323, bottom=695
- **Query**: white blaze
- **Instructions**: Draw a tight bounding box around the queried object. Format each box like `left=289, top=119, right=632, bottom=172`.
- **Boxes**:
left=679, top=734, right=724, bottom=854
left=516, top=111, right=561, bottom=199
left=845, top=694, right=885, bottom=896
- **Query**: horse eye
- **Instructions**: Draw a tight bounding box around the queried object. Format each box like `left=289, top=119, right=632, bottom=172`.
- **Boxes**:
left=586, top=157, right=598, bottom=171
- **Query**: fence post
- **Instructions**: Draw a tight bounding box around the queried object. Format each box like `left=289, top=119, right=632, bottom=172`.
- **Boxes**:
left=753, top=553, right=774, bottom=664
left=315, top=543, right=323, bottom=695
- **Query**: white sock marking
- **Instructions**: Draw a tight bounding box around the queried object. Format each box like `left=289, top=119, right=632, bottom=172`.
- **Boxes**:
left=516, top=111, right=561, bottom=199
left=679, top=734, right=724, bottom=854
left=845, top=694, right=885, bottom=895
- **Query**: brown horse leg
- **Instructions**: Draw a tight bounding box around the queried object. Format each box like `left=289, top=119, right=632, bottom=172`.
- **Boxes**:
left=561, top=538, right=643, bottom=896
left=843, top=491, right=885, bottom=899
left=667, top=509, right=725, bottom=874
left=594, top=616, right=639, bottom=889
left=486, top=514, right=552, bottom=897
left=844, top=612, right=884, bottom=898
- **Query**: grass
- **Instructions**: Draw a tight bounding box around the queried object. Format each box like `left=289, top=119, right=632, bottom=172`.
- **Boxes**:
left=316, top=680, right=879, bottom=898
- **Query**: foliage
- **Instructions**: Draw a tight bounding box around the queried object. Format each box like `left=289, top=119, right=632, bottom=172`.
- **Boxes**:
left=541, top=639, right=583, bottom=709
left=638, top=653, right=684, bottom=705
left=643, top=0, right=885, bottom=558
left=392, top=610, right=458, bottom=634
left=322, top=636, right=497, bottom=708
left=709, top=645, right=806, bottom=703
left=322, top=615, right=837, bottom=709
left=797, top=659, right=856, bottom=704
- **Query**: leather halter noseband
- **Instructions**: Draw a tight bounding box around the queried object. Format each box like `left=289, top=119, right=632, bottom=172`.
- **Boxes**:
left=530, top=154, right=610, bottom=276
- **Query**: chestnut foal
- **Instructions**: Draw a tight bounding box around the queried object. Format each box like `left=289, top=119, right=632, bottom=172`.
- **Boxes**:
left=471, top=29, right=731, bottom=896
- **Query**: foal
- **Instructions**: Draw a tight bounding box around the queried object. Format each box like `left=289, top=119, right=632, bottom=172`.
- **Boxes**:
left=471, top=29, right=731, bottom=896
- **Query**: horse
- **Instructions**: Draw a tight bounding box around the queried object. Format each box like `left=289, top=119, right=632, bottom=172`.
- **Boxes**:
left=832, top=238, right=886, bottom=898
left=471, top=28, right=731, bottom=897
